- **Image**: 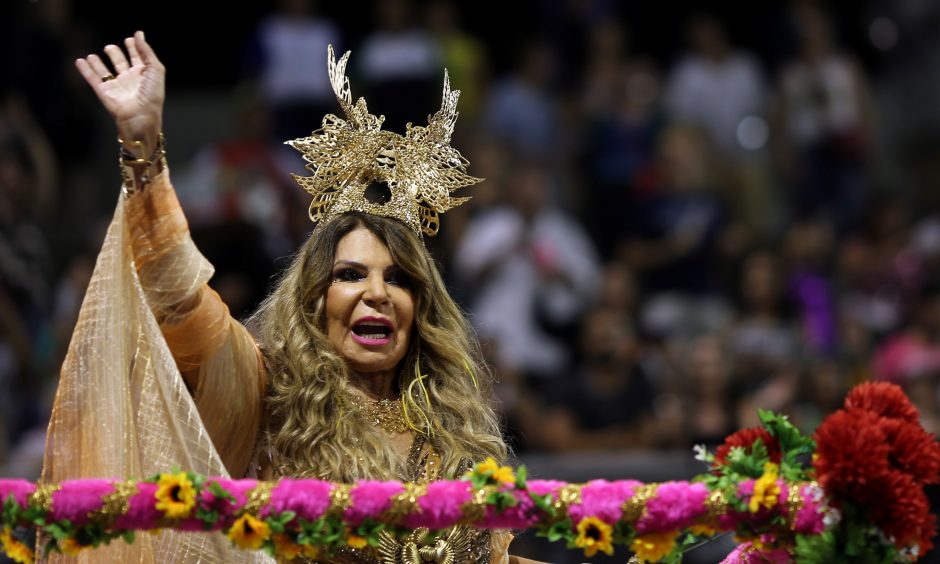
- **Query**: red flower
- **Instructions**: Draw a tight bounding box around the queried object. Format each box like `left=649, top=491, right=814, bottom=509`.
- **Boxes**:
left=714, top=427, right=782, bottom=468
left=844, top=381, right=920, bottom=423
left=813, top=408, right=892, bottom=500
left=865, top=471, right=935, bottom=553
left=879, top=417, right=940, bottom=485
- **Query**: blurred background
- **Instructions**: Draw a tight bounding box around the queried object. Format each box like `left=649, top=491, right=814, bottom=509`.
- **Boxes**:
left=2, top=0, right=940, bottom=561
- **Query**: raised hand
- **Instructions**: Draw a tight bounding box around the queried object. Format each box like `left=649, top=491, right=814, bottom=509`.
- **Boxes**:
left=75, top=31, right=165, bottom=157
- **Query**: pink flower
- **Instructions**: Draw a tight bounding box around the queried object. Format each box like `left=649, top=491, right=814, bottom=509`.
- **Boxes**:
left=265, top=479, right=332, bottom=521
left=527, top=480, right=567, bottom=497
left=722, top=541, right=790, bottom=563
left=405, top=481, right=471, bottom=529
left=345, top=481, right=405, bottom=525
left=50, top=480, right=114, bottom=525
left=569, top=480, right=642, bottom=523
left=636, top=482, right=708, bottom=533
left=114, top=483, right=164, bottom=530
left=479, top=490, right=537, bottom=529
left=793, top=485, right=827, bottom=535
left=0, top=480, right=35, bottom=508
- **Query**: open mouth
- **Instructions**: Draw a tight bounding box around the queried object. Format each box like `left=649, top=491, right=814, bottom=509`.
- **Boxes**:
left=351, top=321, right=393, bottom=343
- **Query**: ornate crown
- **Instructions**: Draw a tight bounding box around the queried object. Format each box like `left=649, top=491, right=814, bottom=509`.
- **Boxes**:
left=286, top=46, right=481, bottom=237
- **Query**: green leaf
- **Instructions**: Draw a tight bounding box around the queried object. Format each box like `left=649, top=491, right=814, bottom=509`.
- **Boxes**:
left=2, top=494, right=19, bottom=528
left=485, top=491, right=517, bottom=512
left=515, top=466, right=528, bottom=489
left=122, top=531, right=136, bottom=545
left=208, top=482, right=237, bottom=504
left=196, top=507, right=220, bottom=529
left=261, top=539, right=277, bottom=557
left=794, top=531, right=837, bottom=564
left=46, top=522, right=73, bottom=541
left=538, top=518, right=574, bottom=543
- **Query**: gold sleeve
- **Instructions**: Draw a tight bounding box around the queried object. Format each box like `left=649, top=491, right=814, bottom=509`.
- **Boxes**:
left=123, top=171, right=265, bottom=478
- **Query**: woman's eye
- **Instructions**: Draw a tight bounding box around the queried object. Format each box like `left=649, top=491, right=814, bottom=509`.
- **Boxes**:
left=386, top=271, right=410, bottom=287
left=334, top=268, right=363, bottom=282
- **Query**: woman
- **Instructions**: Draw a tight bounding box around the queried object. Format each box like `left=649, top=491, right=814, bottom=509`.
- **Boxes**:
left=57, top=31, right=539, bottom=563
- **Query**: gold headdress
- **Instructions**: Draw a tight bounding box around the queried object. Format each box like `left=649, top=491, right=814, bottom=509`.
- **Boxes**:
left=286, top=46, right=481, bottom=237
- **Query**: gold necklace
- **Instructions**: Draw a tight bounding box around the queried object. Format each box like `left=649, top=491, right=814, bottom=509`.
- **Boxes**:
left=348, top=395, right=410, bottom=434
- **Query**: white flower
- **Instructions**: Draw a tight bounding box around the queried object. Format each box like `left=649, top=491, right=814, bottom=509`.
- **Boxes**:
left=693, top=444, right=709, bottom=461
left=823, top=508, right=841, bottom=528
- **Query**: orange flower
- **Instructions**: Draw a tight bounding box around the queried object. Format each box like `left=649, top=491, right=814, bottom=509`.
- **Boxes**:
left=273, top=534, right=302, bottom=560
left=227, top=513, right=271, bottom=550
left=630, top=530, right=679, bottom=562
left=347, top=534, right=368, bottom=549
left=154, top=472, right=196, bottom=519
left=574, top=516, right=614, bottom=557
left=688, top=523, right=718, bottom=537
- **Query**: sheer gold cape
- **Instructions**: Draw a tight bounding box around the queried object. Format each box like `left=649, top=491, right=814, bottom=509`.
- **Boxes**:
left=41, top=172, right=271, bottom=563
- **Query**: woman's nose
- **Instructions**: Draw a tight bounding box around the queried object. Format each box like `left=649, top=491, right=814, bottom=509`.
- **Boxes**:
left=362, top=274, right=390, bottom=305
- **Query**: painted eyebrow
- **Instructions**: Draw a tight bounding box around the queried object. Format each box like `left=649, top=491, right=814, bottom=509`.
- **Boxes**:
left=332, top=260, right=366, bottom=270
left=332, top=260, right=400, bottom=275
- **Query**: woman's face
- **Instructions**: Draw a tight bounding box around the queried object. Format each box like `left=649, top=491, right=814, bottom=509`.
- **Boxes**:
left=325, top=227, right=415, bottom=375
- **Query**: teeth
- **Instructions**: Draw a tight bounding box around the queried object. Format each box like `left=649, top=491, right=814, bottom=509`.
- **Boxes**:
left=353, top=322, right=392, bottom=339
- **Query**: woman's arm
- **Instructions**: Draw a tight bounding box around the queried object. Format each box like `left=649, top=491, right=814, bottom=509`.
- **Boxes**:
left=75, top=34, right=264, bottom=478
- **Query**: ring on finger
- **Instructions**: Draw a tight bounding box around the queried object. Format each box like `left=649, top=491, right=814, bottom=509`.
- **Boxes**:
left=101, top=74, right=116, bottom=82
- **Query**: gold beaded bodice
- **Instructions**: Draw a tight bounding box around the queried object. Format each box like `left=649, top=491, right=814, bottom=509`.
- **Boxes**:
left=295, top=435, right=491, bottom=564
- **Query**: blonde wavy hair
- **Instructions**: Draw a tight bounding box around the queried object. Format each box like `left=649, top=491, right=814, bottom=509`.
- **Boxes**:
left=250, top=212, right=507, bottom=481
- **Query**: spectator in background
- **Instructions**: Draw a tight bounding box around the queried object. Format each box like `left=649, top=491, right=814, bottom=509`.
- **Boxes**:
left=773, top=3, right=873, bottom=232
left=424, top=0, right=487, bottom=124
left=681, top=335, right=737, bottom=449
left=872, top=283, right=940, bottom=433
left=727, top=251, right=799, bottom=376
left=727, top=251, right=803, bottom=429
left=837, top=196, right=922, bottom=341
left=0, top=95, right=58, bottom=466
left=455, top=160, right=600, bottom=382
left=521, top=308, right=657, bottom=452
left=621, top=124, right=738, bottom=340
left=665, top=14, right=767, bottom=160
left=243, top=0, right=341, bottom=142
left=481, top=39, right=560, bottom=160
left=663, top=14, right=771, bottom=237
left=356, top=0, right=443, bottom=132
left=782, top=217, right=838, bottom=355
left=172, top=85, right=305, bottom=317
left=580, top=20, right=664, bottom=257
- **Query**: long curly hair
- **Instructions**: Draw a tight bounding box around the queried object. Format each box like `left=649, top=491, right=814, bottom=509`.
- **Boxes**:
left=250, top=212, right=507, bottom=481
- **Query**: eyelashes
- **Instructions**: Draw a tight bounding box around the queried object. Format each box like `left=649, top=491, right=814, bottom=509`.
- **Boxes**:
left=331, top=267, right=412, bottom=288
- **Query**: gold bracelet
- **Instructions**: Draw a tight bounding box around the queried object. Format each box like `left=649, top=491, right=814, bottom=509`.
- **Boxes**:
left=119, top=132, right=167, bottom=197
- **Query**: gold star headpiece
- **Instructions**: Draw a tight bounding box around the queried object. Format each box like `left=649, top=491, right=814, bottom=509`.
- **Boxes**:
left=286, top=45, right=481, bottom=238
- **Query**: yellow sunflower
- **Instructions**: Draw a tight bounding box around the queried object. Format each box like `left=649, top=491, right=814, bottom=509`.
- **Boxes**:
left=1, top=527, right=34, bottom=564
left=154, top=472, right=197, bottom=519
left=574, top=516, right=614, bottom=557
left=227, top=513, right=271, bottom=550
left=472, top=457, right=517, bottom=485
left=630, top=530, right=679, bottom=562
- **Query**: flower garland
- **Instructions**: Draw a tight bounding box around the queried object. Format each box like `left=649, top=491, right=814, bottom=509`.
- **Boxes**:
left=0, top=382, right=936, bottom=563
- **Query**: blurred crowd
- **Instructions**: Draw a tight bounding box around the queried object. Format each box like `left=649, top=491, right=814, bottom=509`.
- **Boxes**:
left=4, top=0, right=940, bottom=478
